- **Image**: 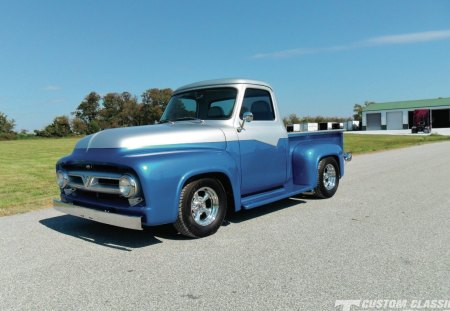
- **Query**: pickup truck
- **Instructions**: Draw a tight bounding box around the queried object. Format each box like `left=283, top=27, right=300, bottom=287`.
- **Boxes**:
left=54, top=79, right=351, bottom=238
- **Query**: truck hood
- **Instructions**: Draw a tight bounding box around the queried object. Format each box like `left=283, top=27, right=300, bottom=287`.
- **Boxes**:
left=75, top=123, right=227, bottom=150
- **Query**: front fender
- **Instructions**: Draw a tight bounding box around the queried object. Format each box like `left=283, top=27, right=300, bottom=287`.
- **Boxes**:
left=291, top=143, right=343, bottom=187
left=134, top=148, right=240, bottom=225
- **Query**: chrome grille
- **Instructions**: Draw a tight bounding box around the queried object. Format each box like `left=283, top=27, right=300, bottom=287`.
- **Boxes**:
left=67, top=171, right=123, bottom=195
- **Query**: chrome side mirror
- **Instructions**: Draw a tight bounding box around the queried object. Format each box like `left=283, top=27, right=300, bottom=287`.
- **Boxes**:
left=243, top=111, right=254, bottom=123
left=238, top=112, right=253, bottom=132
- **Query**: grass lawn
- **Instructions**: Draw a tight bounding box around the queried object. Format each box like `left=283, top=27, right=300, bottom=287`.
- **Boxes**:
left=0, top=138, right=78, bottom=216
left=344, top=133, right=450, bottom=154
left=0, top=134, right=449, bottom=216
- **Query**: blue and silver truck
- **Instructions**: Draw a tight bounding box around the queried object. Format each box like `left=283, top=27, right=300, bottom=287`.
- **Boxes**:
left=54, top=79, right=351, bottom=237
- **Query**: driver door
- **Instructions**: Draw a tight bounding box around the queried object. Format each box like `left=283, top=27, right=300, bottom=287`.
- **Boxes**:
left=237, top=88, right=288, bottom=195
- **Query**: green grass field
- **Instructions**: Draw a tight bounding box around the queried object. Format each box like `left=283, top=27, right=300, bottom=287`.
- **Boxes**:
left=344, top=133, right=450, bottom=154
left=1, top=134, right=449, bottom=216
left=0, top=138, right=78, bottom=216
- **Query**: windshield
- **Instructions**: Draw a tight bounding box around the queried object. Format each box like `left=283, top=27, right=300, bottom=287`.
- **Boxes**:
left=160, top=87, right=238, bottom=122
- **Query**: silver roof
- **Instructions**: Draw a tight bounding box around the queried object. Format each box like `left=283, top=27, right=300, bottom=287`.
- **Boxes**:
left=175, top=78, right=272, bottom=93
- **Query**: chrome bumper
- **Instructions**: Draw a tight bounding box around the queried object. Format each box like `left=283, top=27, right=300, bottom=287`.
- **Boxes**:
left=53, top=199, right=143, bottom=230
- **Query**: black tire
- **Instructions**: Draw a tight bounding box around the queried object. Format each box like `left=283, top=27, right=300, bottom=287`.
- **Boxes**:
left=174, top=178, right=227, bottom=238
left=314, top=157, right=339, bottom=199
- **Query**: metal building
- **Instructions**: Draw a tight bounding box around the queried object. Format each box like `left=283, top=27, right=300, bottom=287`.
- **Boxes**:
left=362, top=97, right=450, bottom=130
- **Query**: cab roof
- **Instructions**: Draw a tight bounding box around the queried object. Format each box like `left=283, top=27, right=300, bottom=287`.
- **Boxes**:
left=175, top=78, right=272, bottom=93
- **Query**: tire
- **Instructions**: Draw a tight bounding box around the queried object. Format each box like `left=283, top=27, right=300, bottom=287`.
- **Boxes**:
left=314, top=157, right=339, bottom=199
left=174, top=178, right=227, bottom=238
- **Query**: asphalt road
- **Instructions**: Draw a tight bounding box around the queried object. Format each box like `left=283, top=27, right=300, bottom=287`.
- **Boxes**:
left=1, top=141, right=450, bottom=311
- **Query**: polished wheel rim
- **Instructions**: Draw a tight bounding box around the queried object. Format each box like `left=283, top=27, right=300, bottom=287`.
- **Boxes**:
left=191, top=187, right=219, bottom=226
left=323, top=164, right=337, bottom=191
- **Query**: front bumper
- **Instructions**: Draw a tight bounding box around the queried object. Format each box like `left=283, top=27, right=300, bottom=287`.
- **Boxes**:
left=53, top=199, right=143, bottom=230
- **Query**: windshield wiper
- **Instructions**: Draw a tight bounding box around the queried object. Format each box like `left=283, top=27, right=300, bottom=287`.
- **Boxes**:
left=159, top=117, right=205, bottom=124
left=173, top=117, right=203, bottom=122
left=158, top=119, right=173, bottom=124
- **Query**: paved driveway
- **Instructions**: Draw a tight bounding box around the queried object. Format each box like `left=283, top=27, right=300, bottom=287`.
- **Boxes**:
left=1, top=141, right=449, bottom=310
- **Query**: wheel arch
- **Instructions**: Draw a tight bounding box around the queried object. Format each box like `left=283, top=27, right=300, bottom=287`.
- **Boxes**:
left=323, top=154, right=341, bottom=177
left=178, top=171, right=239, bottom=216
left=292, top=143, right=343, bottom=187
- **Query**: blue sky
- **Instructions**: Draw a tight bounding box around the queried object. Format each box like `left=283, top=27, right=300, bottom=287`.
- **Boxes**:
left=1, top=0, right=450, bottom=131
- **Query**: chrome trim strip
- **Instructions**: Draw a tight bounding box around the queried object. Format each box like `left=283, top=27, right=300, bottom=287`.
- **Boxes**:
left=53, top=199, right=143, bottom=230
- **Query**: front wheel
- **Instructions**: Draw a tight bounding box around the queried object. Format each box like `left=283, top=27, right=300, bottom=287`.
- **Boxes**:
left=174, top=178, right=227, bottom=238
left=314, top=157, right=339, bottom=199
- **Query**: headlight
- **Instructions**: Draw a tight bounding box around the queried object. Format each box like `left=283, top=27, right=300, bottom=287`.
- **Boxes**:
left=119, top=175, right=138, bottom=198
left=56, top=170, right=68, bottom=188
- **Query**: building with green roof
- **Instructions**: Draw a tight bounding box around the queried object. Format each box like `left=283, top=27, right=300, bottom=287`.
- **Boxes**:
left=362, top=97, right=450, bottom=130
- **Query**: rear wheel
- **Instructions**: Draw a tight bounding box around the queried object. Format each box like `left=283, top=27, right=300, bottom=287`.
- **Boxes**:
left=314, top=157, right=339, bottom=199
left=174, top=178, right=227, bottom=238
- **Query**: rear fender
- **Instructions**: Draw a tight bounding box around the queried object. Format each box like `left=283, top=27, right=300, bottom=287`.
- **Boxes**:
left=291, top=143, right=343, bottom=187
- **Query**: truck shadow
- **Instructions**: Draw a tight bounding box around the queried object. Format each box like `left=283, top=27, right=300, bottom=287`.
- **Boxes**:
left=40, top=196, right=307, bottom=251
left=39, top=215, right=179, bottom=251
left=226, top=197, right=307, bottom=224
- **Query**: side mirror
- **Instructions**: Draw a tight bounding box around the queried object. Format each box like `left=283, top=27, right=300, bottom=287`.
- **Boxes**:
left=243, top=111, right=253, bottom=123
left=238, top=112, right=253, bottom=132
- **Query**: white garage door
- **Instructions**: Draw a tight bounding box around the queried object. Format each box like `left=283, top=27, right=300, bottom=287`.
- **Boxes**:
left=366, top=113, right=381, bottom=130
left=387, top=111, right=403, bottom=130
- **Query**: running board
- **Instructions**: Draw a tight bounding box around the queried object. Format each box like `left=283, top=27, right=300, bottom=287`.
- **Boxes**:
left=241, top=185, right=312, bottom=209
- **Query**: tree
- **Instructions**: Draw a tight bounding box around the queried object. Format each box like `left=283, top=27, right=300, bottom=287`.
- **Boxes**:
left=35, top=115, right=72, bottom=137
left=0, top=112, right=15, bottom=134
left=119, top=92, right=140, bottom=127
left=98, top=92, right=140, bottom=129
left=73, top=92, right=101, bottom=123
left=140, top=88, right=173, bottom=124
left=99, top=93, right=124, bottom=128
left=282, top=113, right=301, bottom=126
left=71, top=117, right=88, bottom=135
left=72, top=92, right=101, bottom=134
left=353, top=101, right=373, bottom=121
left=282, top=113, right=351, bottom=126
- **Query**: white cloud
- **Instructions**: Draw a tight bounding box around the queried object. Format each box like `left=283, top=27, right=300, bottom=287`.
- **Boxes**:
left=252, top=45, right=354, bottom=59
left=43, top=85, right=61, bottom=91
left=252, top=48, right=316, bottom=59
left=364, top=29, right=450, bottom=45
left=252, top=29, right=450, bottom=59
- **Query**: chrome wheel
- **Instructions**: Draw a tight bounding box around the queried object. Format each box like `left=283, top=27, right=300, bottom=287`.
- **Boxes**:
left=191, top=187, right=219, bottom=226
left=323, top=163, right=337, bottom=191
left=314, top=157, right=339, bottom=199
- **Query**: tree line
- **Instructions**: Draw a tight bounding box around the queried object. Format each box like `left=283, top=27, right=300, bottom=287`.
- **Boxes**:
left=282, top=114, right=352, bottom=126
left=0, top=92, right=368, bottom=140
left=282, top=101, right=371, bottom=126
left=32, top=88, right=173, bottom=137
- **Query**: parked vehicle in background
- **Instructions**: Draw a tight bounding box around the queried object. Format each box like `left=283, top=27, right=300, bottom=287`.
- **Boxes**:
left=411, top=109, right=431, bottom=133
left=53, top=79, right=351, bottom=238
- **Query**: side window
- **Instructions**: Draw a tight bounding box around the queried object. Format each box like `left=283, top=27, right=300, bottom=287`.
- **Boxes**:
left=240, top=88, right=275, bottom=121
